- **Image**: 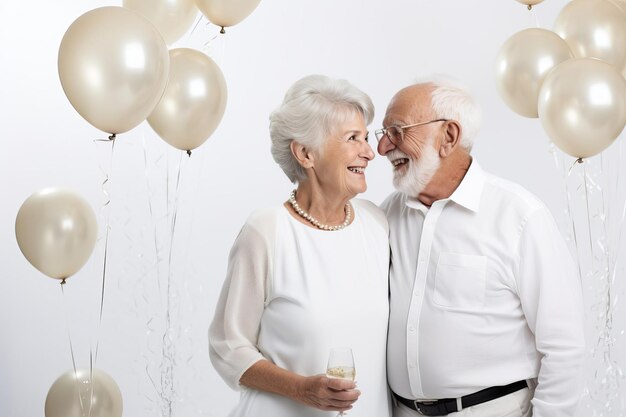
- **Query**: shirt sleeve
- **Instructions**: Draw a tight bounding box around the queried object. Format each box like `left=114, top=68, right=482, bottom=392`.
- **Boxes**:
left=516, top=206, right=586, bottom=417
left=208, top=218, right=271, bottom=390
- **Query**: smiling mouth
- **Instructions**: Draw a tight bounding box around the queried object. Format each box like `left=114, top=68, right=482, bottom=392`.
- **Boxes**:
left=391, top=158, right=409, bottom=168
left=348, top=166, right=365, bottom=174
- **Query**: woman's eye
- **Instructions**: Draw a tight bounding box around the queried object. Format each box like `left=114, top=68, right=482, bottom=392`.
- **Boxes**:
left=348, top=135, right=357, bottom=141
left=364, top=135, right=369, bottom=143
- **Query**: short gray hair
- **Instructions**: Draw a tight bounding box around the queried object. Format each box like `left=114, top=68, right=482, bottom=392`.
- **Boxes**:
left=417, top=75, right=482, bottom=150
left=270, top=74, right=374, bottom=183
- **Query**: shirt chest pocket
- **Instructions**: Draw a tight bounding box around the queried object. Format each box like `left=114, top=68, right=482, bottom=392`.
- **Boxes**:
left=433, top=252, right=487, bottom=310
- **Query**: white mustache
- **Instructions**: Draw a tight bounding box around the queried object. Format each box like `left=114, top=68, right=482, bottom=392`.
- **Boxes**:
left=386, top=149, right=410, bottom=162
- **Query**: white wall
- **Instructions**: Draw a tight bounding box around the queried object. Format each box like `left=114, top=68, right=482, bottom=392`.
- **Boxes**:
left=1, top=1, right=624, bottom=416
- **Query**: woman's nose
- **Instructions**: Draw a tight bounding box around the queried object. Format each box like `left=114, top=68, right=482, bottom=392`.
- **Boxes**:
left=363, top=141, right=375, bottom=160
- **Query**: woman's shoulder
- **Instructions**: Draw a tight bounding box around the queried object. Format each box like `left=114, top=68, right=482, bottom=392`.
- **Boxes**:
left=245, top=205, right=283, bottom=224
left=351, top=198, right=388, bottom=233
left=242, top=206, right=284, bottom=235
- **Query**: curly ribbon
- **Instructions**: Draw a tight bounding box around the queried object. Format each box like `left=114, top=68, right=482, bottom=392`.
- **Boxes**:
left=554, top=146, right=625, bottom=415
left=142, top=131, right=201, bottom=416
left=88, top=134, right=117, bottom=417
left=561, top=154, right=584, bottom=284
left=142, top=133, right=170, bottom=416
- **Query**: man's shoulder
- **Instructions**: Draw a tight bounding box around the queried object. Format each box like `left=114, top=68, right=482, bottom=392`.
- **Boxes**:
left=352, top=198, right=389, bottom=233
left=482, top=171, right=547, bottom=214
left=380, top=191, right=405, bottom=215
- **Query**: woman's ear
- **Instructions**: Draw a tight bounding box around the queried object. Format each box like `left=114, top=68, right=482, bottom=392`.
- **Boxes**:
left=439, top=120, right=462, bottom=158
left=290, top=141, right=315, bottom=168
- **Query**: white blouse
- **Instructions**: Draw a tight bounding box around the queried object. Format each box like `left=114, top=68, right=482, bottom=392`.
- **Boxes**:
left=209, top=199, right=391, bottom=417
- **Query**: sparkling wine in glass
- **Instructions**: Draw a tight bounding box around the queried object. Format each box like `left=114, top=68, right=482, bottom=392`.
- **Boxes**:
left=326, top=347, right=356, bottom=416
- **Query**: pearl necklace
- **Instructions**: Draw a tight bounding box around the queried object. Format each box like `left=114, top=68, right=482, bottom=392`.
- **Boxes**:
left=289, top=189, right=352, bottom=231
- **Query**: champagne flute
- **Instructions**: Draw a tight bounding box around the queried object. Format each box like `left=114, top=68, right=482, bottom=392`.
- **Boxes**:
left=326, top=347, right=356, bottom=416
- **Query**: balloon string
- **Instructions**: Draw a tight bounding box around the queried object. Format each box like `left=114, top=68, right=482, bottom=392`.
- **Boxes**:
left=88, top=135, right=116, bottom=417
left=60, top=281, right=87, bottom=416
left=609, top=140, right=625, bottom=280
left=596, top=154, right=614, bottom=360
left=582, top=162, right=595, bottom=273
left=142, top=132, right=164, bottom=305
left=141, top=131, right=166, bottom=413
left=189, top=14, right=203, bottom=38
left=94, top=137, right=115, bottom=366
left=203, top=32, right=220, bottom=49
left=161, top=152, right=185, bottom=417
left=564, top=160, right=584, bottom=285
left=532, top=7, right=540, bottom=28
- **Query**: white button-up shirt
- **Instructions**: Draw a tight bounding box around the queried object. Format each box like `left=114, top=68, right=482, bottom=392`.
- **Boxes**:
left=383, top=160, right=585, bottom=417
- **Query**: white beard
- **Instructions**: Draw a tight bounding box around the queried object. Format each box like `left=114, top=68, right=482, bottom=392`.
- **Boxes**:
left=388, top=137, right=440, bottom=198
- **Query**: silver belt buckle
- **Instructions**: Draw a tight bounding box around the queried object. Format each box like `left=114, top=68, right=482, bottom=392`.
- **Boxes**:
left=414, top=400, right=435, bottom=414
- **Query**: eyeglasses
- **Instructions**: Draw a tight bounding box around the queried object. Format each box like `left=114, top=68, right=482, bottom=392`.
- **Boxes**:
left=374, top=119, right=448, bottom=146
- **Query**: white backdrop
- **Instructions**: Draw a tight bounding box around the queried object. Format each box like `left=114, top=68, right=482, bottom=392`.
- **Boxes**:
left=1, top=1, right=624, bottom=416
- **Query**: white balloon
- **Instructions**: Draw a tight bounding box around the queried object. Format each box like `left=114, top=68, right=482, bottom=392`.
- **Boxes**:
left=554, top=0, right=626, bottom=69
left=607, top=0, right=626, bottom=15
left=515, top=0, right=545, bottom=5
left=58, top=7, right=170, bottom=134
left=15, top=188, right=97, bottom=280
left=495, top=28, right=573, bottom=118
left=538, top=58, right=626, bottom=159
left=195, top=0, right=262, bottom=30
left=124, top=0, right=198, bottom=45
left=45, top=369, right=122, bottom=417
left=148, top=48, right=227, bottom=152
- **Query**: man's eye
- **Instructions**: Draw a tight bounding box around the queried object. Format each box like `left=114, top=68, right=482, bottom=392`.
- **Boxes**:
left=348, top=135, right=357, bottom=141
left=364, top=135, right=369, bottom=143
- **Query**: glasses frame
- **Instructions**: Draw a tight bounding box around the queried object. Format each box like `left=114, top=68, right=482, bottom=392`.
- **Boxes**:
left=375, top=118, right=449, bottom=145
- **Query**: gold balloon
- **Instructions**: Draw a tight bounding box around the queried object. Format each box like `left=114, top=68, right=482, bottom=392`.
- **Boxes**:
left=45, top=369, right=122, bottom=417
left=554, top=0, right=626, bottom=70
left=194, top=0, right=262, bottom=29
left=496, top=28, right=573, bottom=118
left=15, top=188, right=98, bottom=281
left=58, top=7, right=170, bottom=134
left=148, top=48, right=227, bottom=152
left=123, top=0, right=199, bottom=45
left=538, top=58, right=626, bottom=159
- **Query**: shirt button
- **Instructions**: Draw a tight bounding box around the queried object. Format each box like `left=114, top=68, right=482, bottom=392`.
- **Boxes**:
left=409, top=326, right=415, bottom=332
left=414, top=291, right=419, bottom=297
left=409, top=362, right=416, bottom=368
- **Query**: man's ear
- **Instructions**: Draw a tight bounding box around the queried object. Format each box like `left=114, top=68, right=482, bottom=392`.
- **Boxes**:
left=439, top=120, right=462, bottom=158
left=290, top=141, right=315, bottom=168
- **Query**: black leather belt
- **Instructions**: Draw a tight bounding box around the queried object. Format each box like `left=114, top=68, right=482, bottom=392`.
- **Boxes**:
left=393, top=380, right=528, bottom=416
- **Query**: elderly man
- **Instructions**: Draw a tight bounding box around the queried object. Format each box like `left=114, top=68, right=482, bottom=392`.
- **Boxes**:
left=376, top=77, right=585, bottom=417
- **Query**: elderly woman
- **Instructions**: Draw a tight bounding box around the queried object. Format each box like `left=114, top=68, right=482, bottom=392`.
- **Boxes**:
left=209, top=74, right=391, bottom=417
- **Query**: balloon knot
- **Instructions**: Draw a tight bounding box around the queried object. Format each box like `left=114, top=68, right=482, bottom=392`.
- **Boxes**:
left=527, top=5, right=532, bottom=10
left=186, top=150, right=192, bottom=157
left=108, top=134, right=116, bottom=141
left=220, top=26, right=226, bottom=34
left=576, top=157, right=584, bottom=164
left=60, top=278, right=67, bottom=286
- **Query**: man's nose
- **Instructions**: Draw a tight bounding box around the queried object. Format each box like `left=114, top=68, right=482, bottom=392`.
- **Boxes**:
left=377, top=135, right=395, bottom=156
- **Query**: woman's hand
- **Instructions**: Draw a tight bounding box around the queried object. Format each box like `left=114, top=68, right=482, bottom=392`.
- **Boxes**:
left=295, top=374, right=361, bottom=412
left=239, top=361, right=360, bottom=412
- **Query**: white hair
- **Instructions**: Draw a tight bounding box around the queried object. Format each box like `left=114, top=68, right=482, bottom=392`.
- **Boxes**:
left=416, top=74, right=482, bottom=150
left=269, top=74, right=374, bottom=183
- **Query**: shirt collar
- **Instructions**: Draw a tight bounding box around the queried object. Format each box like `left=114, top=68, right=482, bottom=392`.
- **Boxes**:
left=447, top=158, right=484, bottom=212
left=403, top=158, right=485, bottom=213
